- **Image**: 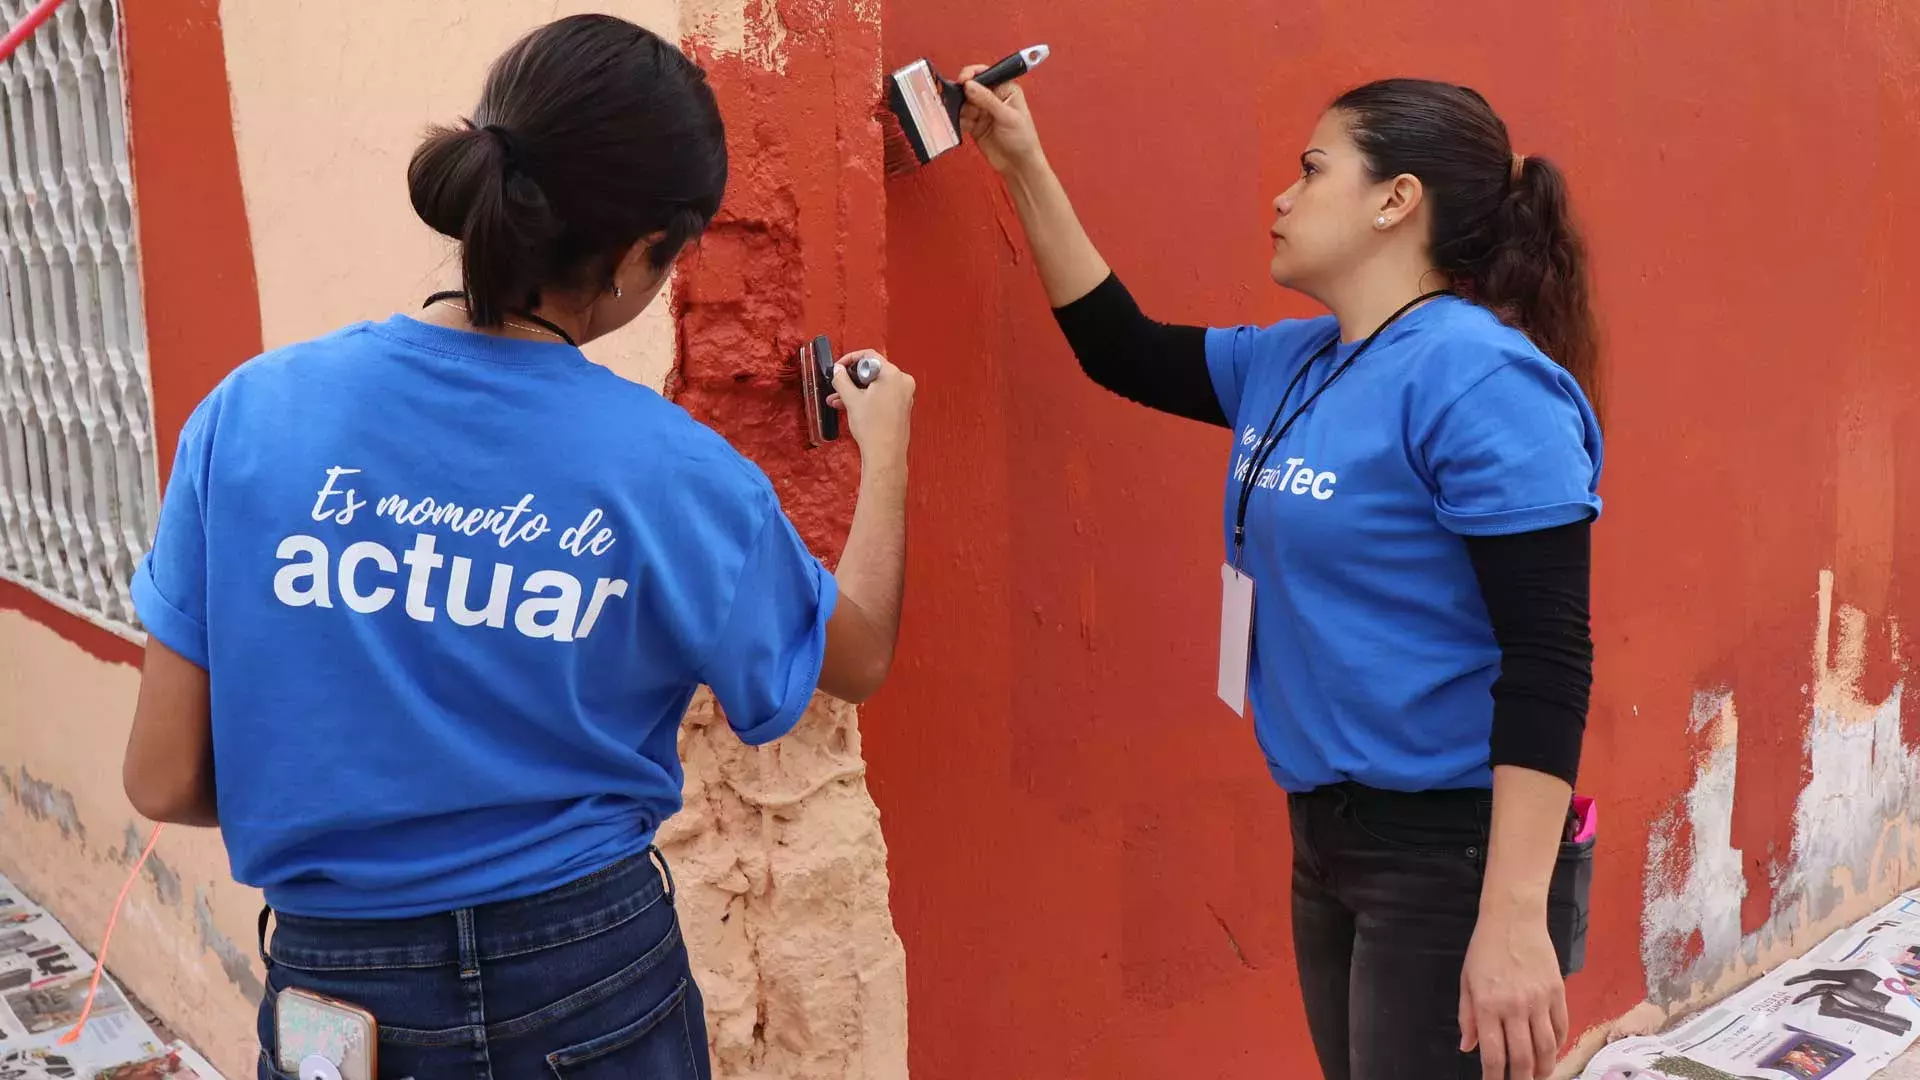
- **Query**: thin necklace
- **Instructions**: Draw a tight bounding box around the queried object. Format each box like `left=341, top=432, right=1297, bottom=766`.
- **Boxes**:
left=432, top=298, right=567, bottom=343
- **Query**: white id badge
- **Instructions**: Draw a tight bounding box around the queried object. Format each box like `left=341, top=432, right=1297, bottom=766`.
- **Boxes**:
left=1217, top=563, right=1255, bottom=715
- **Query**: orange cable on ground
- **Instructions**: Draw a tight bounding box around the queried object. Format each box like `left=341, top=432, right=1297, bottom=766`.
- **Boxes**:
left=58, top=821, right=164, bottom=1046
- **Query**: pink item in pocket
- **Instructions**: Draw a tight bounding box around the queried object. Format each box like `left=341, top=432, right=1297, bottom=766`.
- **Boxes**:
left=1571, top=795, right=1597, bottom=843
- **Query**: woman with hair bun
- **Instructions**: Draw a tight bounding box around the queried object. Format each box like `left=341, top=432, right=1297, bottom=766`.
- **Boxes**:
left=122, top=16, right=915, bottom=1077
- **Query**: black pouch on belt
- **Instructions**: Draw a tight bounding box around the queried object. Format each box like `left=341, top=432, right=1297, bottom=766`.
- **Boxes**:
left=1547, top=807, right=1596, bottom=975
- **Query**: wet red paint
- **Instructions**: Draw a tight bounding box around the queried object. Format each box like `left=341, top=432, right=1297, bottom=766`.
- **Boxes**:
left=675, top=2, right=886, bottom=561
left=3, top=0, right=260, bottom=666
left=864, top=3, right=1920, bottom=1076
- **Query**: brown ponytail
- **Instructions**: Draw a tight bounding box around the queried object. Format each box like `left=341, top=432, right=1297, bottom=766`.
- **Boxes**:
left=1479, top=155, right=1599, bottom=417
left=1333, top=79, right=1602, bottom=420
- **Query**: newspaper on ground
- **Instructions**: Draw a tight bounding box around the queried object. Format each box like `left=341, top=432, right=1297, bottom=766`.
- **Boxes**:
left=92, top=1043, right=224, bottom=1079
left=1582, top=888, right=1920, bottom=1080
left=0, top=872, right=226, bottom=1080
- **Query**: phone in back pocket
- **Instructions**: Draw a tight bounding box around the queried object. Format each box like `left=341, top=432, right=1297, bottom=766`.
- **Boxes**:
left=275, top=986, right=377, bottom=1080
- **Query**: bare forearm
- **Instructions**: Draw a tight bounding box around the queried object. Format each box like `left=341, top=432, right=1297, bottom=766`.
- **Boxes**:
left=1480, top=765, right=1571, bottom=921
left=122, top=733, right=218, bottom=826
left=835, top=448, right=908, bottom=657
left=1004, top=157, right=1112, bottom=307
left=125, top=640, right=219, bottom=827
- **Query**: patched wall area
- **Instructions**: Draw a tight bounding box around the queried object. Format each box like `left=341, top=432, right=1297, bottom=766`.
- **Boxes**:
left=663, top=2, right=905, bottom=1074
left=1612, top=573, right=1920, bottom=1046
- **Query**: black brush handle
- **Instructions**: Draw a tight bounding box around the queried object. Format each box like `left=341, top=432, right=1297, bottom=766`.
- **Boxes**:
left=972, top=50, right=1031, bottom=90
left=939, top=48, right=1034, bottom=125
left=808, top=335, right=840, bottom=442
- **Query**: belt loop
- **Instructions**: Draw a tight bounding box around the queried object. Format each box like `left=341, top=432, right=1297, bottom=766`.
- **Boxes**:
left=649, top=845, right=676, bottom=905
left=257, top=905, right=273, bottom=972
left=455, top=908, right=481, bottom=979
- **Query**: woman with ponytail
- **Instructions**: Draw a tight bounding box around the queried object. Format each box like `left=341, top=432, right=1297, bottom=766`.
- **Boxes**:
left=121, top=16, right=915, bottom=1077
left=961, top=73, right=1601, bottom=1080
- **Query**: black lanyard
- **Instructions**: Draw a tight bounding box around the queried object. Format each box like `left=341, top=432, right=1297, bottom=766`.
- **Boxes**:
left=422, top=291, right=579, bottom=348
left=1231, top=290, right=1451, bottom=562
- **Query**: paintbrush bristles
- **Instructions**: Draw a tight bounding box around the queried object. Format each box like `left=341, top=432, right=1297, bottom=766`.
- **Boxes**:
left=878, top=45, right=1049, bottom=179
left=881, top=120, right=922, bottom=177
left=876, top=95, right=926, bottom=178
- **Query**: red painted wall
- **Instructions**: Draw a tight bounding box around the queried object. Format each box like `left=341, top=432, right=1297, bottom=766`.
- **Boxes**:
left=676, top=0, right=885, bottom=558
left=869, top=3, right=1920, bottom=1076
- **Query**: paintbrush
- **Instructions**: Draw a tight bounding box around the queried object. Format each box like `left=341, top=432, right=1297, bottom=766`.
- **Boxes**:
left=881, top=44, right=1050, bottom=177
left=799, top=335, right=882, bottom=447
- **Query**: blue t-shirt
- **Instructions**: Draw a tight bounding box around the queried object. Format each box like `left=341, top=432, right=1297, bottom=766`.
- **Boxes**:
left=1205, top=296, right=1602, bottom=793
left=131, top=316, right=837, bottom=918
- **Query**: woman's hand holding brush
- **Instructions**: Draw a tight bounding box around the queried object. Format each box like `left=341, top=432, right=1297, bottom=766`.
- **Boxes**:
left=830, top=351, right=916, bottom=467
left=958, top=65, right=1046, bottom=176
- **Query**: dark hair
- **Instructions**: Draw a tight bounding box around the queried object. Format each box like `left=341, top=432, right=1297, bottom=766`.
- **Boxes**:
left=407, top=15, right=727, bottom=327
left=1332, top=79, right=1600, bottom=417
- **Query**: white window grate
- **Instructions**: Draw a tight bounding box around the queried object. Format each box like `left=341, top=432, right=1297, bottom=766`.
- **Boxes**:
left=0, top=0, right=153, bottom=641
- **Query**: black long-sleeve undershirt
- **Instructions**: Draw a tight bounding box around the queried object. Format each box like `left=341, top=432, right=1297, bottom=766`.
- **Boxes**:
left=1465, top=521, right=1593, bottom=785
left=1050, top=273, right=1591, bottom=785
left=1050, top=275, right=1228, bottom=427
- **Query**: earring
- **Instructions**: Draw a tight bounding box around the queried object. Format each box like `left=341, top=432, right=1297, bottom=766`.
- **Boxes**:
left=613, top=284, right=624, bottom=299
left=1375, top=216, right=1389, bottom=229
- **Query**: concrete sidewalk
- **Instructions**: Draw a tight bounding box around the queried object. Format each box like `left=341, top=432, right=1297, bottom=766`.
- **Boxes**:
left=1884, top=1050, right=1920, bottom=1079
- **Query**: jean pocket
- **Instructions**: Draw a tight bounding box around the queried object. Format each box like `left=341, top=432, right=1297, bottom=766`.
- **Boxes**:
left=260, top=1049, right=417, bottom=1080
left=1548, top=836, right=1595, bottom=976
left=546, top=977, right=703, bottom=1080
left=1346, top=798, right=1488, bottom=857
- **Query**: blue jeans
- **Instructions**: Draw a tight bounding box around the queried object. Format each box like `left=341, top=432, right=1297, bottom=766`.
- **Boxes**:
left=257, top=848, right=711, bottom=1080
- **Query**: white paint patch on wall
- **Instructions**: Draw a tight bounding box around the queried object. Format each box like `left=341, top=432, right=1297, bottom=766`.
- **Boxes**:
left=1639, top=571, right=1918, bottom=1014
left=1641, top=690, right=1747, bottom=1004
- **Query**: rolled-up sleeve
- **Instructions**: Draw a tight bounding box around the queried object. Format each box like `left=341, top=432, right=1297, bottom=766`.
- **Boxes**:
left=1426, top=361, right=1603, bottom=537
left=131, top=400, right=216, bottom=668
left=698, top=502, right=839, bottom=745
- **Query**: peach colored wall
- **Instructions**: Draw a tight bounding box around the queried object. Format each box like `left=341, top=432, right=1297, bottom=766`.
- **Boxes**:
left=0, top=3, right=903, bottom=1078
left=0, top=611, right=264, bottom=1075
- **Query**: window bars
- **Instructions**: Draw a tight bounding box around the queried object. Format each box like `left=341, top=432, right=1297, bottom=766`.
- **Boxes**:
left=0, top=0, right=153, bottom=640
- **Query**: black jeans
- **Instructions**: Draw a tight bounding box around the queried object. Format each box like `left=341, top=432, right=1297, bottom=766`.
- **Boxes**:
left=1288, top=784, right=1590, bottom=1080
left=257, top=849, right=710, bottom=1080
